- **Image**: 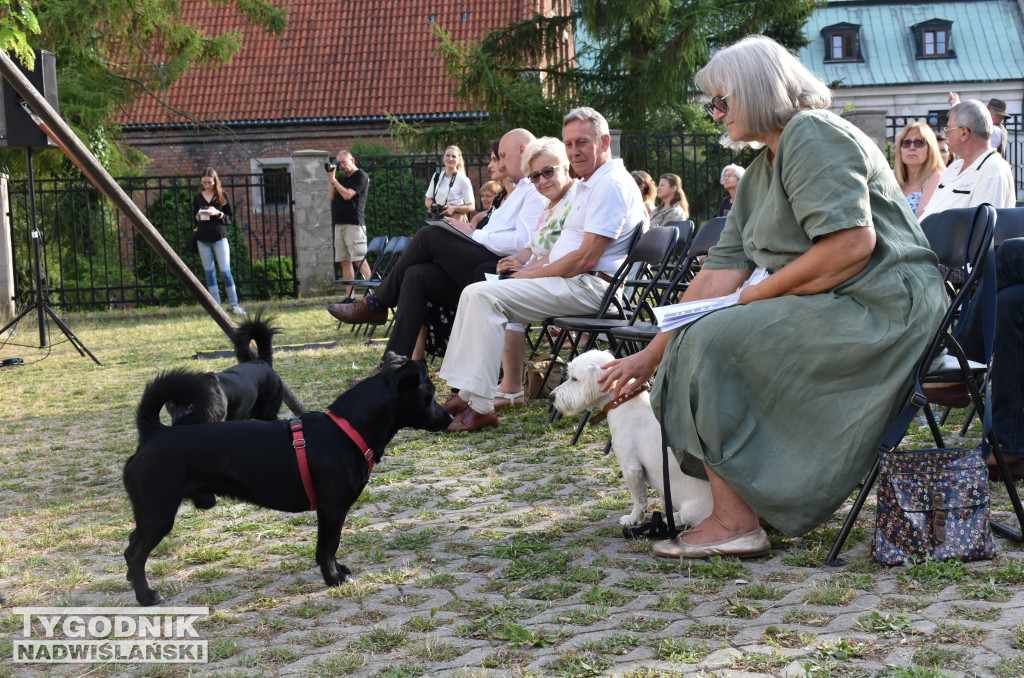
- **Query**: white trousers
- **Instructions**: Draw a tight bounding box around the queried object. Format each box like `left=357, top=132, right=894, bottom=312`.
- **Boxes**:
left=438, top=274, right=609, bottom=402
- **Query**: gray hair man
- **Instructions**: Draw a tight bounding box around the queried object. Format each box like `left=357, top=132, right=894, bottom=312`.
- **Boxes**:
left=919, top=99, right=1015, bottom=220
left=439, top=107, right=648, bottom=433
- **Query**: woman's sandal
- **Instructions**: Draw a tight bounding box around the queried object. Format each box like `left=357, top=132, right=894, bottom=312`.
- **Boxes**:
left=494, top=390, right=526, bottom=411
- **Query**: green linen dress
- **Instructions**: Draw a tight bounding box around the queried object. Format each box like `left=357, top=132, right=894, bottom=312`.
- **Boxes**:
left=652, top=109, right=948, bottom=536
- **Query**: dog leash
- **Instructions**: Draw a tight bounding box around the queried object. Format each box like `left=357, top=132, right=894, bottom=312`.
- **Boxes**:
left=588, top=382, right=651, bottom=426
left=289, top=414, right=376, bottom=512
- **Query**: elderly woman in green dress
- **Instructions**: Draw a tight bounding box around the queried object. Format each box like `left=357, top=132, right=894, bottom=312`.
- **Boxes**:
left=599, top=35, right=947, bottom=559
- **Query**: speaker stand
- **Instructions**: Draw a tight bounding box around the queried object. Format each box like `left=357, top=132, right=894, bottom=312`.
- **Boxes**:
left=0, top=148, right=100, bottom=365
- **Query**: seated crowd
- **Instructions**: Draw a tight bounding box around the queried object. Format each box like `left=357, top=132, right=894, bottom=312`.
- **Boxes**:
left=327, top=34, right=1022, bottom=558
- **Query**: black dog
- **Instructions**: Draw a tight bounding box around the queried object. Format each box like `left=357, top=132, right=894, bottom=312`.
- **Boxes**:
left=123, top=356, right=452, bottom=606
left=165, top=312, right=283, bottom=424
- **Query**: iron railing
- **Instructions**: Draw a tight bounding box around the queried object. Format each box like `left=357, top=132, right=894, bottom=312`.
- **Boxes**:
left=5, top=173, right=296, bottom=311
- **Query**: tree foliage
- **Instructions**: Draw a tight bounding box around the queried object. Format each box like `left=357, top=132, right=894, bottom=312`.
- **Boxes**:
left=401, top=0, right=822, bottom=150
left=1, top=0, right=287, bottom=175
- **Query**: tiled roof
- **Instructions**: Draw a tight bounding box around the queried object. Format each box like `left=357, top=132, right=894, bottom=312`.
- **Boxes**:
left=119, top=0, right=546, bottom=126
left=796, top=0, right=1024, bottom=87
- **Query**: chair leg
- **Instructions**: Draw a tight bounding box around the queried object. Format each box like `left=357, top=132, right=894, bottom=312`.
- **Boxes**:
left=827, top=458, right=881, bottom=566
left=987, top=434, right=1024, bottom=542
left=570, top=411, right=590, bottom=445
left=923, top=404, right=946, bottom=448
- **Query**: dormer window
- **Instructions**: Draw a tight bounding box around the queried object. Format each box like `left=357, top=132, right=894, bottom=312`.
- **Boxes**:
left=821, top=23, right=864, bottom=63
left=911, top=19, right=956, bottom=59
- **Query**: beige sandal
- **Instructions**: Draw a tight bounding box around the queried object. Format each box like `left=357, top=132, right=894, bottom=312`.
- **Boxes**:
left=494, top=390, right=526, bottom=411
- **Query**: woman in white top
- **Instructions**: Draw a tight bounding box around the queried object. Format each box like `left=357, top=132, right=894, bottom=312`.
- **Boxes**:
left=491, top=136, right=576, bottom=409
left=424, top=145, right=475, bottom=222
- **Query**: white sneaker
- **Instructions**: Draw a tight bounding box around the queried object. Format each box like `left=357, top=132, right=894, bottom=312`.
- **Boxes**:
left=230, top=305, right=246, bottom=316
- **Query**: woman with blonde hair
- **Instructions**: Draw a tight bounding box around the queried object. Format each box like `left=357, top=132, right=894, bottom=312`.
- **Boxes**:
left=894, top=122, right=945, bottom=217
left=424, top=145, right=474, bottom=222
left=601, top=35, right=945, bottom=558
left=650, top=173, right=690, bottom=227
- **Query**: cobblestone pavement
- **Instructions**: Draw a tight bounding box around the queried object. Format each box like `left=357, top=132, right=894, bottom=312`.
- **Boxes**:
left=1, top=308, right=1022, bottom=678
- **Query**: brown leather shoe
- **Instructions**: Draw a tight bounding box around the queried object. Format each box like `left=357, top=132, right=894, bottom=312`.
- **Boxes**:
left=447, top=407, right=498, bottom=433
left=443, top=393, right=470, bottom=416
left=327, top=300, right=387, bottom=326
left=987, top=454, right=1024, bottom=482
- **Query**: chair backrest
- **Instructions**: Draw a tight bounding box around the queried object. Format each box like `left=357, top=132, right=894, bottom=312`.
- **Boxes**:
left=593, top=223, right=678, bottom=320
left=373, top=235, right=411, bottom=281
left=691, top=217, right=728, bottom=257
left=654, top=215, right=729, bottom=304
left=995, top=207, right=1024, bottom=247
left=916, top=205, right=997, bottom=381
left=361, top=235, right=390, bottom=277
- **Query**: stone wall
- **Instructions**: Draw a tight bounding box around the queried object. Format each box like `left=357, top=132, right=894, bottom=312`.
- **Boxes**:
left=291, top=150, right=335, bottom=297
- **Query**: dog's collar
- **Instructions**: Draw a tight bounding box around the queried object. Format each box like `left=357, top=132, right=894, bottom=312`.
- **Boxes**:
left=327, top=411, right=375, bottom=475
left=589, top=382, right=651, bottom=426
left=289, top=418, right=318, bottom=511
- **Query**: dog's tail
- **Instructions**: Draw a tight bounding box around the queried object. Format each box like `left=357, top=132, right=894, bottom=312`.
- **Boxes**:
left=232, top=311, right=281, bottom=365
left=137, top=368, right=226, bottom=436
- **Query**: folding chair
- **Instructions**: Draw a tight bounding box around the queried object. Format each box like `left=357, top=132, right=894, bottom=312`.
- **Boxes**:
left=827, top=205, right=1024, bottom=566
left=542, top=225, right=681, bottom=444
left=608, top=215, right=728, bottom=357
left=994, top=207, right=1024, bottom=246
left=341, top=235, right=410, bottom=336
left=336, top=235, right=388, bottom=299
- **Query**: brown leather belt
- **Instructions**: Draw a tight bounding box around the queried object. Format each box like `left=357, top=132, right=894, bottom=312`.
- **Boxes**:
left=586, top=271, right=614, bottom=284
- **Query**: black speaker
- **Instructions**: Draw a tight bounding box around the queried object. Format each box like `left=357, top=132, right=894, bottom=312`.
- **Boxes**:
left=0, top=50, right=58, bottom=149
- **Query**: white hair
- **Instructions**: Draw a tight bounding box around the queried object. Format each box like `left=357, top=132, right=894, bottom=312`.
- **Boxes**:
left=563, top=107, right=610, bottom=138
left=720, top=163, right=745, bottom=183
left=696, top=35, right=832, bottom=149
left=521, top=137, right=570, bottom=177
left=950, top=100, right=993, bottom=140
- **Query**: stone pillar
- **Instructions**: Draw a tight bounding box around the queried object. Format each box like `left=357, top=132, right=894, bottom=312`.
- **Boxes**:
left=609, top=129, right=622, bottom=159
left=841, top=109, right=888, bottom=153
left=0, top=175, right=15, bottom=328
left=291, top=150, right=334, bottom=297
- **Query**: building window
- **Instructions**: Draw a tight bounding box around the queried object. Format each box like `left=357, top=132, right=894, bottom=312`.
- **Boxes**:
left=912, top=19, right=955, bottom=59
left=249, top=158, right=292, bottom=213
left=923, top=29, right=948, bottom=56
left=831, top=33, right=857, bottom=61
left=821, top=23, right=863, bottom=63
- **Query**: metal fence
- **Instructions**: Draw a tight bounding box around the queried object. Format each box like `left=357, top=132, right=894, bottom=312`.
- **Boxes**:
left=5, top=173, right=296, bottom=311
left=886, top=115, right=1023, bottom=190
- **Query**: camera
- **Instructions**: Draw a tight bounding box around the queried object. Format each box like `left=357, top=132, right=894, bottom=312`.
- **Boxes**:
left=429, top=203, right=446, bottom=216
left=324, top=161, right=338, bottom=172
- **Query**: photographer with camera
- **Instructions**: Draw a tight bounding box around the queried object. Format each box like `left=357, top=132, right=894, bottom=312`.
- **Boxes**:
left=328, top=150, right=371, bottom=298
left=424, top=145, right=474, bottom=222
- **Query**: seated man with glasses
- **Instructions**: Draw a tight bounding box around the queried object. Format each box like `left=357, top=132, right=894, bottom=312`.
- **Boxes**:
left=919, top=99, right=1015, bottom=220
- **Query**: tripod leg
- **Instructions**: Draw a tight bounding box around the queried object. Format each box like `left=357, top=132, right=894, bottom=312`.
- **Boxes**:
left=42, top=304, right=102, bottom=365
left=0, top=303, right=40, bottom=338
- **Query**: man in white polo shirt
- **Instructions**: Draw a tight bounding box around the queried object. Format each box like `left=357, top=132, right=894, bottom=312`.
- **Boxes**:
left=439, top=107, right=648, bottom=433
left=920, top=99, right=1015, bottom=220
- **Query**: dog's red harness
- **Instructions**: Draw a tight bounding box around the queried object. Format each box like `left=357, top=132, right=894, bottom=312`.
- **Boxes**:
left=289, top=415, right=376, bottom=512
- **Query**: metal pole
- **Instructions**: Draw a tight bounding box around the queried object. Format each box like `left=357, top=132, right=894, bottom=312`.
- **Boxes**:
left=0, top=49, right=305, bottom=414
left=25, top=148, right=46, bottom=347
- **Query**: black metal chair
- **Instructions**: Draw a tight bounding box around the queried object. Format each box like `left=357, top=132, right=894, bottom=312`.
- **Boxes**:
left=827, top=205, right=1024, bottom=565
left=342, top=235, right=410, bottom=337
left=336, top=235, right=388, bottom=300
left=995, top=207, right=1024, bottom=247
left=608, top=215, right=728, bottom=357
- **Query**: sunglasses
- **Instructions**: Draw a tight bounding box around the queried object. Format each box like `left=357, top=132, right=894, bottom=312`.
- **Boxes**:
left=943, top=125, right=966, bottom=135
left=703, top=95, right=729, bottom=117
left=528, top=166, right=560, bottom=183
left=900, top=138, right=927, bottom=149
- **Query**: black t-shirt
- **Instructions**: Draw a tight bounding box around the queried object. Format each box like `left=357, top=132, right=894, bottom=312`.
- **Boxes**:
left=331, top=168, right=369, bottom=225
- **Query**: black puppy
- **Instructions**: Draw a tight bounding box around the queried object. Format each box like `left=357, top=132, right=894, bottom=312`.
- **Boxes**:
left=165, top=312, right=283, bottom=424
left=123, top=357, right=452, bottom=606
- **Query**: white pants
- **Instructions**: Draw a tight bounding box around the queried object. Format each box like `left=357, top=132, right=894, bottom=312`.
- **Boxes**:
left=438, top=274, right=609, bottom=405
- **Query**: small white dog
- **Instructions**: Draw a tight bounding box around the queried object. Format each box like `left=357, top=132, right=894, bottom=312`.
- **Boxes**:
left=550, top=350, right=714, bottom=529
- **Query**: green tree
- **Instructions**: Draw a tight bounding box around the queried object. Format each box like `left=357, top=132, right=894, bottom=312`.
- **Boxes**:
left=401, top=0, right=821, bottom=149
left=1, top=0, right=287, bottom=175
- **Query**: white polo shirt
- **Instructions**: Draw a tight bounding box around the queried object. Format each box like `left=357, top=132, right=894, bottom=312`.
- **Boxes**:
left=471, top=177, right=546, bottom=257
left=919, top=150, right=1016, bottom=220
left=548, top=158, right=648, bottom=275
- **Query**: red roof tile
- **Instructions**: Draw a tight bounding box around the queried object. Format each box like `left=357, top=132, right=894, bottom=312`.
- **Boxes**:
left=119, top=0, right=555, bottom=126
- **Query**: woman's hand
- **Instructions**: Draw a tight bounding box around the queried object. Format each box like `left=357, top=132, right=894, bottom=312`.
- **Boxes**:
left=597, top=343, right=664, bottom=398
left=496, top=257, right=523, bottom=275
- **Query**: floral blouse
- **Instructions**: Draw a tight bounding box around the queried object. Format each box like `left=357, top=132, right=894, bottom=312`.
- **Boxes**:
left=529, top=182, right=576, bottom=258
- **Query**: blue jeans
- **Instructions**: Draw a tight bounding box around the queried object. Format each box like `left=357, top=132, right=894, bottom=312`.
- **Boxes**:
left=196, top=237, right=238, bottom=306
left=962, top=238, right=1024, bottom=456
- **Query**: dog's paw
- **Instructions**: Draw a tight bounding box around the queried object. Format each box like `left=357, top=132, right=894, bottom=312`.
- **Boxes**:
left=139, top=590, right=163, bottom=607
left=619, top=513, right=643, bottom=527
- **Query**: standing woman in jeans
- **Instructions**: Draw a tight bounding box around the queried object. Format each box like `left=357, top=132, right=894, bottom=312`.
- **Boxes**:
left=193, top=168, right=244, bottom=315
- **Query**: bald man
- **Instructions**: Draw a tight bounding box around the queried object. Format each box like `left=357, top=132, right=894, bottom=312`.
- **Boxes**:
left=327, top=128, right=546, bottom=375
